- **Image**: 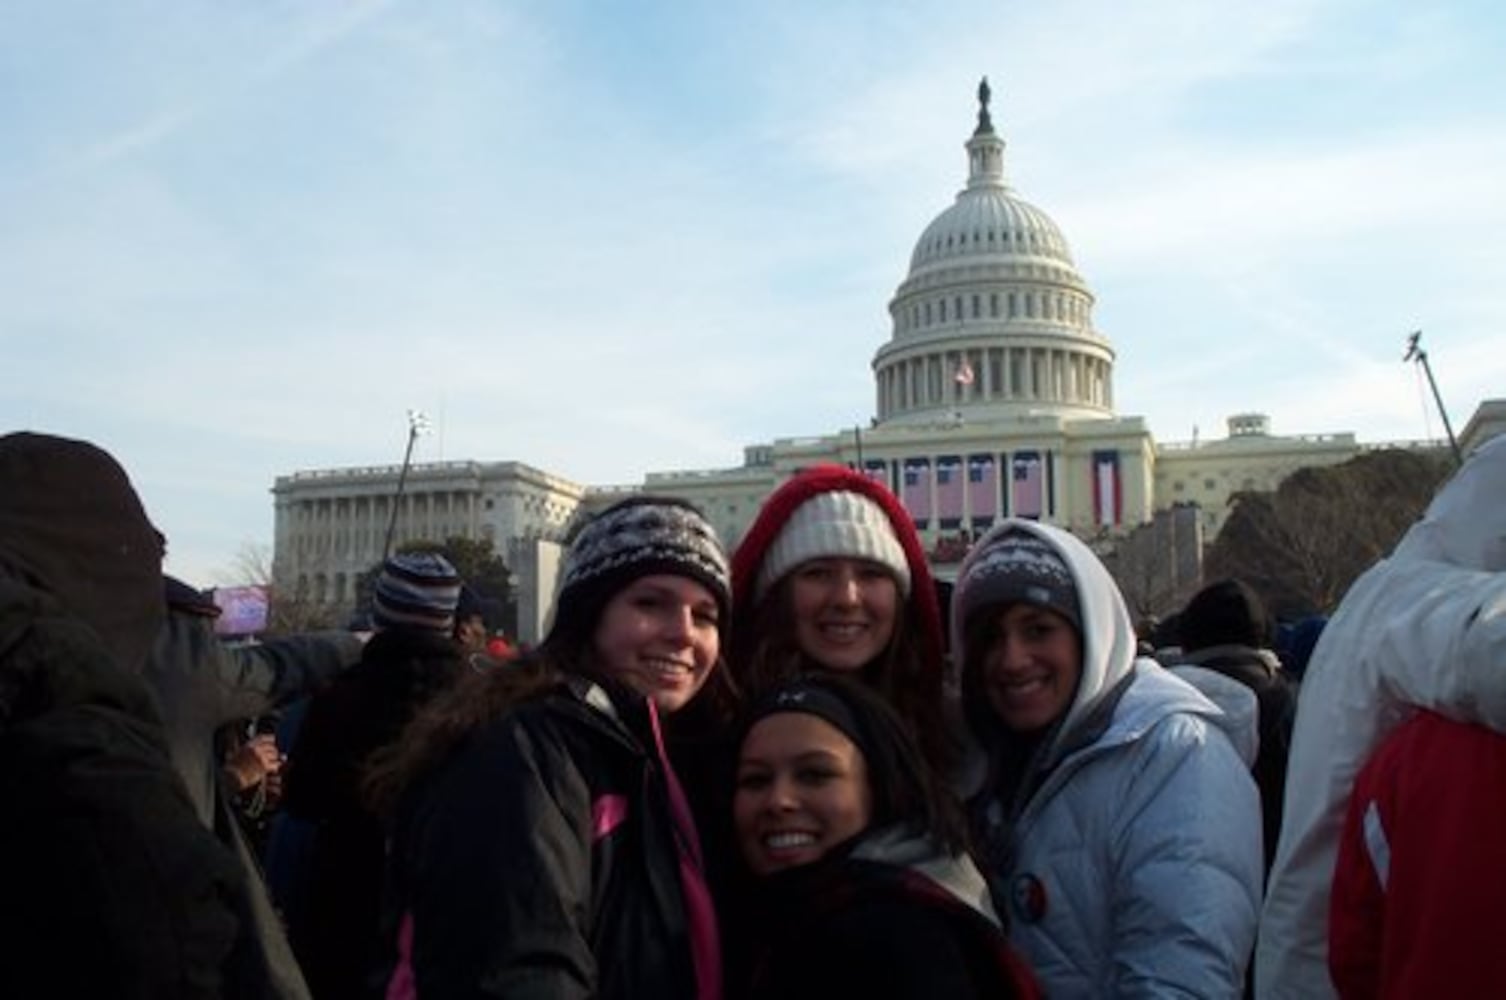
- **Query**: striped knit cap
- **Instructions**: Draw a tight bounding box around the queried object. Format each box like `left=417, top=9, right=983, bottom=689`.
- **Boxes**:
left=548, top=496, right=731, bottom=643
left=954, top=527, right=1081, bottom=639
left=373, top=552, right=462, bottom=634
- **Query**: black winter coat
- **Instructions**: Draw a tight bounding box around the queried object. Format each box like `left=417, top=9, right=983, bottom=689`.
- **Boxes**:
left=282, top=627, right=464, bottom=1000
left=380, top=677, right=700, bottom=1000
left=741, top=840, right=1039, bottom=1000
left=0, top=574, right=246, bottom=999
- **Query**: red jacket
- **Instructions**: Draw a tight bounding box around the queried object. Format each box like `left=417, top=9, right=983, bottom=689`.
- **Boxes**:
left=1329, top=710, right=1506, bottom=998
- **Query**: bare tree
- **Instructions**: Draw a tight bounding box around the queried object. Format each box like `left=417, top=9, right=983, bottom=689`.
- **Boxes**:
left=224, top=541, right=340, bottom=635
left=1100, top=504, right=1204, bottom=622
left=1206, top=449, right=1448, bottom=617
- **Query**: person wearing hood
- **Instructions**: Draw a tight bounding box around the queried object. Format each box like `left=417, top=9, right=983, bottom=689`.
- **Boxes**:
left=365, top=497, right=732, bottom=1000
left=953, top=520, right=1262, bottom=998
left=0, top=432, right=244, bottom=998
left=1172, top=577, right=1298, bottom=877
left=733, top=673, right=1039, bottom=1000
left=1257, top=436, right=1506, bottom=999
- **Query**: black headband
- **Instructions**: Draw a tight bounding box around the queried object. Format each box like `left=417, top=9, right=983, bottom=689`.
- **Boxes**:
left=744, top=679, right=874, bottom=762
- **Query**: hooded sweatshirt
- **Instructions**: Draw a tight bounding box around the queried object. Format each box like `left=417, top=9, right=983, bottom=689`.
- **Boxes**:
left=1256, top=436, right=1506, bottom=999
left=0, top=432, right=245, bottom=999
left=955, top=519, right=1262, bottom=998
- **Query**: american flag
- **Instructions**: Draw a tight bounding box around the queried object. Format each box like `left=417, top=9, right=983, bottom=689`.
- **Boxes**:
left=953, top=359, right=975, bottom=386
left=936, top=455, right=964, bottom=526
left=967, top=454, right=998, bottom=522
left=1012, top=452, right=1043, bottom=519
left=901, top=458, right=932, bottom=526
left=863, top=460, right=890, bottom=492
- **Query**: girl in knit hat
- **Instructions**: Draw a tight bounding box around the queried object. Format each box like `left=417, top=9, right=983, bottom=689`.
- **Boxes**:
left=730, top=464, right=949, bottom=776
left=366, top=497, right=731, bottom=1000
left=951, top=519, right=1261, bottom=997
left=733, top=673, right=1040, bottom=1000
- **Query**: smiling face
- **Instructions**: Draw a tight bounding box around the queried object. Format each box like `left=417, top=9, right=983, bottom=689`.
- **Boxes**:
left=978, top=603, right=1082, bottom=734
left=734, top=712, right=872, bottom=876
left=787, top=558, right=900, bottom=672
left=592, top=574, right=720, bottom=713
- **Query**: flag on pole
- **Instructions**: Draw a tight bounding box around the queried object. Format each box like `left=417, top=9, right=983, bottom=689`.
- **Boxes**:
left=862, top=460, right=890, bottom=491
left=954, top=358, right=975, bottom=386
left=1011, top=452, right=1043, bottom=519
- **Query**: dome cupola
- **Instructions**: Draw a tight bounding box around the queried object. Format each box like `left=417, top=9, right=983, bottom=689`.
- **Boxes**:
left=873, top=79, right=1115, bottom=426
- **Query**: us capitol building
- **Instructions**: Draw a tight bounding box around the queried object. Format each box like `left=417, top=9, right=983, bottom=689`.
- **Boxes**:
left=272, top=82, right=1501, bottom=640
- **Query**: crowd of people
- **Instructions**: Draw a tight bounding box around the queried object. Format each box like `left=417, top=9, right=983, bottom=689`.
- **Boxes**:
left=3, top=428, right=1503, bottom=999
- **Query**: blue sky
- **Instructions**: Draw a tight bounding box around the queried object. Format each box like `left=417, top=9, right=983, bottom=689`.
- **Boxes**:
left=4, top=0, right=1503, bottom=585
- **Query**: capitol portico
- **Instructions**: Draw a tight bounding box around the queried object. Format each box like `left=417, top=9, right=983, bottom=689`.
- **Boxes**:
left=272, top=81, right=1476, bottom=640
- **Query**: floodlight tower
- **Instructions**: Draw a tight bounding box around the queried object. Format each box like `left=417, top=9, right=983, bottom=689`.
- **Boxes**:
left=1403, top=331, right=1462, bottom=467
left=383, top=409, right=432, bottom=559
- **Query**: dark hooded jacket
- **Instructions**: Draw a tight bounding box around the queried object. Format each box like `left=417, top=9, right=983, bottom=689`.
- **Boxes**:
left=282, top=625, right=465, bottom=1000
left=379, top=675, right=700, bottom=1000
left=0, top=432, right=246, bottom=999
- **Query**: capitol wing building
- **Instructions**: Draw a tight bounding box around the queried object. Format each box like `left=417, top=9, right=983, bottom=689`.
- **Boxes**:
left=274, top=83, right=1485, bottom=640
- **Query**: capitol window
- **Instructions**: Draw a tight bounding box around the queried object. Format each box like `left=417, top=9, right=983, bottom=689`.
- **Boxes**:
left=972, top=294, right=981, bottom=318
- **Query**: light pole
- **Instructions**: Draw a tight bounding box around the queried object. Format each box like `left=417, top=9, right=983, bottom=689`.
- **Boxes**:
left=1403, top=331, right=1463, bottom=467
left=383, top=409, right=432, bottom=559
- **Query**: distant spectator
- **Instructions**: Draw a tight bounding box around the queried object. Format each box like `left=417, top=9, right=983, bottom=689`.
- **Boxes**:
left=452, top=584, right=489, bottom=653
left=282, top=552, right=465, bottom=1000
left=0, top=432, right=243, bottom=998
left=1174, top=578, right=1298, bottom=875
left=1275, top=615, right=1328, bottom=681
left=141, top=575, right=363, bottom=1000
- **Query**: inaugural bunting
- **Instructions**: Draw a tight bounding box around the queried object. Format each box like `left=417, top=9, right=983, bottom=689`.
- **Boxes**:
left=967, top=453, right=998, bottom=528
left=1093, top=450, right=1122, bottom=527
left=901, top=457, right=932, bottom=527
left=1011, top=451, right=1044, bottom=519
left=936, top=455, right=964, bottom=528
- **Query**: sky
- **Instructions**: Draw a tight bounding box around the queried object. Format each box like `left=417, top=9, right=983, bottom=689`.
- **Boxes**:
left=4, top=0, right=1503, bottom=585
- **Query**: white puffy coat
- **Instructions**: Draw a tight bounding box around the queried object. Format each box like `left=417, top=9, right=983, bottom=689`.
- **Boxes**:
left=1256, top=436, right=1506, bottom=999
left=957, top=520, right=1263, bottom=999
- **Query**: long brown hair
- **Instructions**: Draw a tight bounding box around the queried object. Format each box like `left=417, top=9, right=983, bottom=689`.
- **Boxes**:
left=730, top=574, right=952, bottom=777
left=364, top=606, right=739, bottom=818
left=362, top=636, right=578, bottom=818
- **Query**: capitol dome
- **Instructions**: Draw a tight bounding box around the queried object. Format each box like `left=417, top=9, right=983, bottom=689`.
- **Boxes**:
left=873, top=79, right=1115, bottom=426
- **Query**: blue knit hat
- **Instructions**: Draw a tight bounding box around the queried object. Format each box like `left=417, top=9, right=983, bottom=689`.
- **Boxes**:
left=373, top=552, right=462, bottom=633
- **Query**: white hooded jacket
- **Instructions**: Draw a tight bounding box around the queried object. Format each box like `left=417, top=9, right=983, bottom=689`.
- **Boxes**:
left=956, top=520, right=1262, bottom=998
left=1256, top=436, right=1506, bottom=999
